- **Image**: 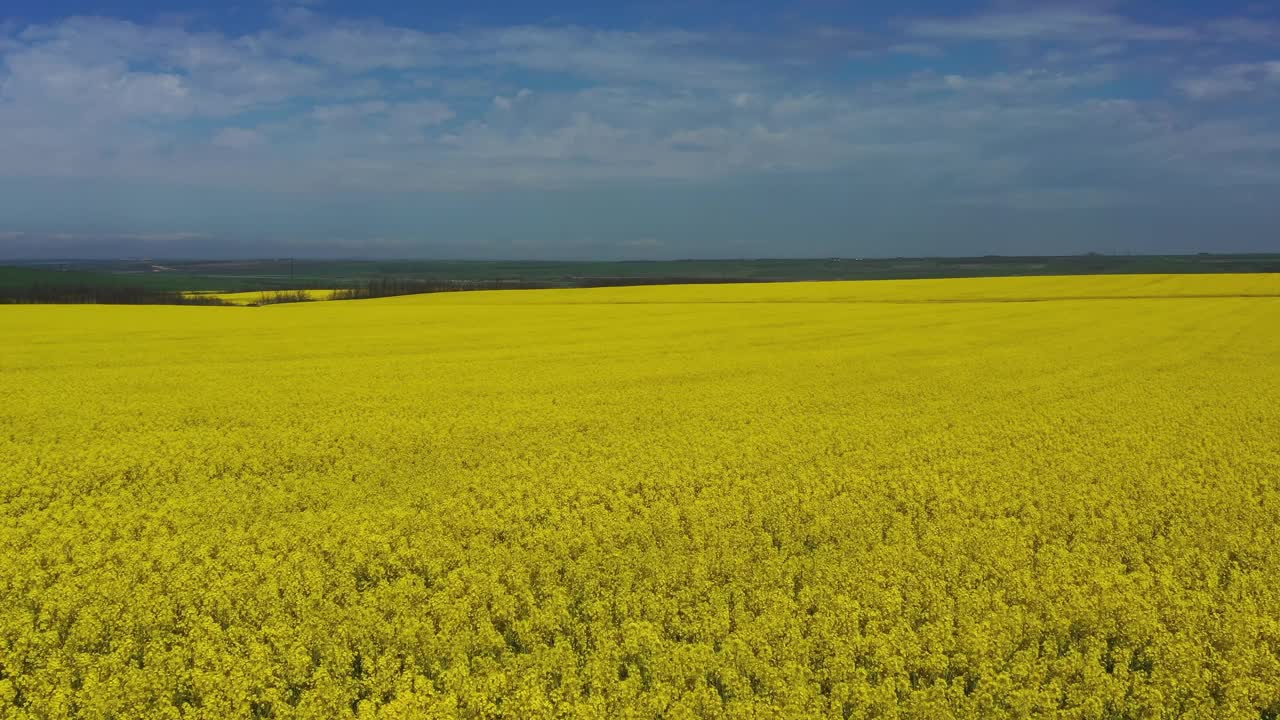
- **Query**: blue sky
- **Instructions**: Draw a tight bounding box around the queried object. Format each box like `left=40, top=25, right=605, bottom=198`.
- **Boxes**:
left=1, top=0, right=1278, bottom=259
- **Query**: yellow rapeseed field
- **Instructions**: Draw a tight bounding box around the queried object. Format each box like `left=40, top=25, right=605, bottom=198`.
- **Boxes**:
left=182, top=289, right=340, bottom=305
left=2, top=274, right=1279, bottom=719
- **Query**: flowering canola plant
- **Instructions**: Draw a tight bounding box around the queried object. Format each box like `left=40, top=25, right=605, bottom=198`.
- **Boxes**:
left=1, top=274, right=1278, bottom=719
left=181, top=289, right=339, bottom=305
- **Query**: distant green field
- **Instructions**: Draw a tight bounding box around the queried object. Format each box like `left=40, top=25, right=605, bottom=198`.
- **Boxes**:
left=4, top=254, right=1280, bottom=300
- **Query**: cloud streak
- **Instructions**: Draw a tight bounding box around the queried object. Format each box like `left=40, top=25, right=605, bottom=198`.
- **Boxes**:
left=904, top=8, right=1196, bottom=42
left=1177, top=61, right=1280, bottom=99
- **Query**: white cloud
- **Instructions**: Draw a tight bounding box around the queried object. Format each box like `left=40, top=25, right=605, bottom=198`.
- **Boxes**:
left=481, top=26, right=749, bottom=88
left=212, top=128, right=265, bottom=150
left=253, top=19, right=756, bottom=90
left=492, top=90, right=530, bottom=111
left=2, top=49, right=196, bottom=118
left=906, top=8, right=1195, bottom=43
left=888, top=43, right=943, bottom=58
left=922, top=68, right=1111, bottom=95
left=387, top=100, right=454, bottom=127
left=1207, top=18, right=1280, bottom=42
left=311, top=101, right=390, bottom=123
left=1177, top=61, right=1280, bottom=99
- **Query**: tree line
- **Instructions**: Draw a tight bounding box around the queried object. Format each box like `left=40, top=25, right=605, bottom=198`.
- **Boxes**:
left=0, top=282, right=233, bottom=305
